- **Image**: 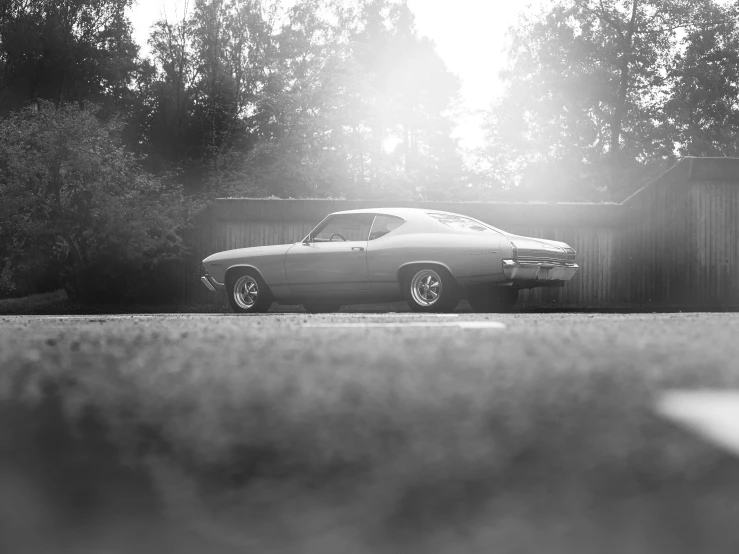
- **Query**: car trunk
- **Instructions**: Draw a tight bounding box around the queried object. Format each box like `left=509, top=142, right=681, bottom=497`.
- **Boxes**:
left=509, top=236, right=569, bottom=263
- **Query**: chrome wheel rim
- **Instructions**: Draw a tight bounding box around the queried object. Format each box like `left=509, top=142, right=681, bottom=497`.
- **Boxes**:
left=410, top=269, right=442, bottom=307
left=233, top=275, right=259, bottom=309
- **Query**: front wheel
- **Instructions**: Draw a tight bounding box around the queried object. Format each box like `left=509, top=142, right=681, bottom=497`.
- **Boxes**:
left=403, top=266, right=459, bottom=313
left=227, top=270, right=273, bottom=313
left=467, top=285, right=518, bottom=313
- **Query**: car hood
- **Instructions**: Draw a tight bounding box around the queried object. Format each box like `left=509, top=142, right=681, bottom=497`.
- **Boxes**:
left=203, top=243, right=294, bottom=264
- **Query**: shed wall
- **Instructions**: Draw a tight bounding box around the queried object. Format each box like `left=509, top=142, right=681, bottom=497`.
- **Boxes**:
left=183, top=158, right=739, bottom=310
left=689, top=181, right=739, bottom=306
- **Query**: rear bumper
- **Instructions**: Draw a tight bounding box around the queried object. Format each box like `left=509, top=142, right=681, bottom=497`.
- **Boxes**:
left=503, top=259, right=579, bottom=282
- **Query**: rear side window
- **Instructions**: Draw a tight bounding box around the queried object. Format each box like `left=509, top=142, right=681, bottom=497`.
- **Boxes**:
left=427, top=213, right=501, bottom=234
left=369, top=215, right=405, bottom=240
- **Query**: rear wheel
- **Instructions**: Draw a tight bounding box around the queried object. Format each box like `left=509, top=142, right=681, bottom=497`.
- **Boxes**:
left=467, top=285, right=518, bottom=313
left=403, top=266, right=459, bottom=313
left=227, top=270, right=273, bottom=313
left=303, top=303, right=342, bottom=314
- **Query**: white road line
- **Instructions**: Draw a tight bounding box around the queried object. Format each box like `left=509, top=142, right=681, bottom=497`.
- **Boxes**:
left=336, top=313, right=460, bottom=317
left=655, top=390, right=739, bottom=457
left=457, top=321, right=507, bottom=329
left=304, top=321, right=506, bottom=329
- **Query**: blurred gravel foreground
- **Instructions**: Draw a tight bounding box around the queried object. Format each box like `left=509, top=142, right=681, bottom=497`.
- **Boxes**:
left=2, top=313, right=739, bottom=554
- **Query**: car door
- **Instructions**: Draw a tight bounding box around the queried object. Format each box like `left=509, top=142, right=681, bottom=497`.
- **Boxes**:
left=365, top=214, right=409, bottom=296
left=285, top=214, right=375, bottom=298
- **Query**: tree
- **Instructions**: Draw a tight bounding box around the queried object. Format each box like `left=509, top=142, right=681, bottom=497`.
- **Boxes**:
left=481, top=0, right=725, bottom=201
left=137, top=0, right=463, bottom=200
left=665, top=4, right=739, bottom=157
left=0, top=0, right=139, bottom=114
left=138, top=2, right=199, bottom=176
left=229, top=0, right=362, bottom=198
left=137, top=0, right=276, bottom=189
left=0, top=102, right=188, bottom=302
left=337, top=0, right=463, bottom=199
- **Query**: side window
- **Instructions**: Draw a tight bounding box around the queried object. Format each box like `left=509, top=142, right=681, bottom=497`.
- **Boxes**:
left=427, top=213, right=502, bottom=234
left=311, top=214, right=375, bottom=242
left=369, top=215, right=405, bottom=240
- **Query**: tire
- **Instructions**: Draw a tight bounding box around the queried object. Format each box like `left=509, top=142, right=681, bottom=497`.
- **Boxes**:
left=226, top=269, right=273, bottom=313
left=467, top=285, right=518, bottom=313
left=303, top=303, right=342, bottom=314
left=403, top=266, right=459, bottom=313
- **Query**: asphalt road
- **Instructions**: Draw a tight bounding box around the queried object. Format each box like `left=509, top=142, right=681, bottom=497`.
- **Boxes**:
left=3, top=312, right=739, bottom=554
left=4, top=311, right=739, bottom=380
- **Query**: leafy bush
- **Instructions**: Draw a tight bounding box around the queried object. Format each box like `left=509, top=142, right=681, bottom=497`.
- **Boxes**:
left=0, top=102, right=192, bottom=303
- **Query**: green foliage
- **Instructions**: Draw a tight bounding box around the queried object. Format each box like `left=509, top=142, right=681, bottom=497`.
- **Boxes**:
left=0, top=102, right=189, bottom=303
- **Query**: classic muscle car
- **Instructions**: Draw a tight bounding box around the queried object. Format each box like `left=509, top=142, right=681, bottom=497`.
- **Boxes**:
left=200, top=208, right=579, bottom=313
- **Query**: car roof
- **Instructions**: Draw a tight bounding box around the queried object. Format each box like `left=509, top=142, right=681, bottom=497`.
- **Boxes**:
left=329, top=207, right=464, bottom=219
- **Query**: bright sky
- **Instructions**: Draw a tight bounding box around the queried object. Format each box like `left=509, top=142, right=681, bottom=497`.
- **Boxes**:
left=127, top=0, right=547, bottom=151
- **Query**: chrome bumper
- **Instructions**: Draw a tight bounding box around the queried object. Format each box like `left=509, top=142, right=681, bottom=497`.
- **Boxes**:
left=200, top=275, right=217, bottom=292
left=503, top=259, right=579, bottom=281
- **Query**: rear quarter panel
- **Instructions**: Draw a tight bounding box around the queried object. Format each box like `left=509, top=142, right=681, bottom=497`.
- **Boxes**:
left=366, top=232, right=505, bottom=290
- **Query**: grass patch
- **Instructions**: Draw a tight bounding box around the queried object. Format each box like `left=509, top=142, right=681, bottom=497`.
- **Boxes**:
left=0, top=289, right=69, bottom=314
left=0, top=289, right=229, bottom=315
left=2, top=313, right=739, bottom=553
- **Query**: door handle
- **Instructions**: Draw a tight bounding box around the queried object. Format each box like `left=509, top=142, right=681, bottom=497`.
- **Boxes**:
left=351, top=246, right=365, bottom=251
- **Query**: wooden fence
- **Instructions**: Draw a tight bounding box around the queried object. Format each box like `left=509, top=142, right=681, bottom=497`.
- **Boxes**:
left=180, top=157, right=739, bottom=310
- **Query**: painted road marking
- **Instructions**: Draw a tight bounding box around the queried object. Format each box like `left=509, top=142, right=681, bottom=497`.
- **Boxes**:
left=656, top=390, right=739, bottom=457
left=456, top=321, right=507, bottom=329
left=335, top=313, right=460, bottom=317
left=304, top=321, right=506, bottom=329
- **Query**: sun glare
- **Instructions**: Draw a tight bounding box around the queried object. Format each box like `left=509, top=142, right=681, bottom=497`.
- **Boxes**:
left=127, top=0, right=546, bottom=151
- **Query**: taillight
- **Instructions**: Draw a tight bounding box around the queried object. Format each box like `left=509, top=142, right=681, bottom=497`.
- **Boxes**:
left=510, top=241, right=518, bottom=261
